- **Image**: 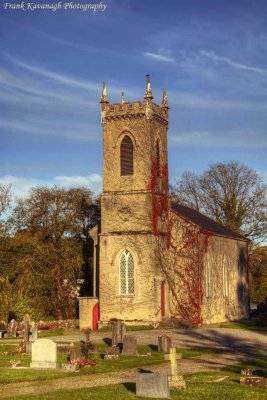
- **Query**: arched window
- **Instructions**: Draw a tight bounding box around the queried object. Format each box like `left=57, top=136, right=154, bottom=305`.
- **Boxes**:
left=119, top=249, right=135, bottom=295
left=156, top=139, right=160, bottom=176
left=120, top=135, right=133, bottom=176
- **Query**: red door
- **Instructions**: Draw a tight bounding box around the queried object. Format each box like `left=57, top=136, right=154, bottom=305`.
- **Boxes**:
left=92, top=303, right=99, bottom=331
left=161, top=281, right=165, bottom=317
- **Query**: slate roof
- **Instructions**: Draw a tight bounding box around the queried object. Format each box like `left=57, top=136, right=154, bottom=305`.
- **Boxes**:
left=171, top=202, right=249, bottom=241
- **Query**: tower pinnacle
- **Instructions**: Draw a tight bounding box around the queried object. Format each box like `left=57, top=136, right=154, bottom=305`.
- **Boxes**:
left=161, top=88, right=169, bottom=109
left=100, top=81, right=109, bottom=103
left=144, top=74, right=153, bottom=99
left=121, top=92, right=125, bottom=104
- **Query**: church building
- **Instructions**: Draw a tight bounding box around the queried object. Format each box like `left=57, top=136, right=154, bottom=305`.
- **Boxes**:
left=79, top=77, right=249, bottom=329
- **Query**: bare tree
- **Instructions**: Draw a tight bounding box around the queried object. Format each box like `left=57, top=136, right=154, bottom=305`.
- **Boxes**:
left=171, top=161, right=267, bottom=243
left=0, top=183, right=11, bottom=216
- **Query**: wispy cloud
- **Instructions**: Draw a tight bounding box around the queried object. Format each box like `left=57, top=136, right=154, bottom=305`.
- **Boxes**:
left=169, top=90, right=267, bottom=111
left=169, top=130, right=267, bottom=149
left=0, top=174, right=102, bottom=198
left=144, top=52, right=175, bottom=63
left=200, top=50, right=267, bottom=76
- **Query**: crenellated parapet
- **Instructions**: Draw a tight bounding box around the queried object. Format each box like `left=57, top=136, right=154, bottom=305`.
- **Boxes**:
left=100, top=75, right=169, bottom=126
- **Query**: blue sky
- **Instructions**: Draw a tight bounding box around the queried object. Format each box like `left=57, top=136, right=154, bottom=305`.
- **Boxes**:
left=1, top=0, right=267, bottom=198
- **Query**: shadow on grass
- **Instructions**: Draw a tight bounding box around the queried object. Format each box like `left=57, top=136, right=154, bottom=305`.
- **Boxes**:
left=148, top=344, right=158, bottom=352
left=123, top=382, right=136, bottom=394
left=103, top=338, right=112, bottom=346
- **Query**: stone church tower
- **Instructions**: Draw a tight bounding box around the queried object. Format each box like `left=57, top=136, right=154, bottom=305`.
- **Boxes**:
left=98, top=76, right=169, bottom=323
left=78, top=77, right=249, bottom=330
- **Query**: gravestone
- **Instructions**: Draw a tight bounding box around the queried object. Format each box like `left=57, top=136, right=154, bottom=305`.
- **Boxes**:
left=136, top=372, right=170, bottom=398
left=104, top=345, right=120, bottom=359
left=240, top=377, right=265, bottom=388
left=168, top=347, right=186, bottom=390
left=158, top=334, right=172, bottom=354
left=25, top=341, right=32, bottom=354
left=61, top=363, right=78, bottom=372
left=23, top=314, right=31, bottom=342
left=111, top=320, right=126, bottom=346
left=7, top=319, right=17, bottom=337
left=241, top=368, right=263, bottom=376
left=30, top=322, right=38, bottom=342
left=121, top=335, right=138, bottom=356
left=70, top=348, right=83, bottom=361
left=30, top=338, right=58, bottom=369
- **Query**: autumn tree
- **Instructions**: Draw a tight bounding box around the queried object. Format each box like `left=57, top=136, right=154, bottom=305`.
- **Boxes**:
left=249, top=247, right=267, bottom=304
left=171, top=161, right=267, bottom=243
left=9, top=186, right=100, bottom=319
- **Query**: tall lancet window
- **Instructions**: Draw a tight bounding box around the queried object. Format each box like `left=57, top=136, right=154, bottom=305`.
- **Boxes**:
left=156, top=139, right=161, bottom=176
left=119, top=250, right=135, bottom=295
left=120, top=135, right=133, bottom=176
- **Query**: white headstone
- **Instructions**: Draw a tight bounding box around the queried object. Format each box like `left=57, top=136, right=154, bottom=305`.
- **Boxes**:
left=30, top=339, right=58, bottom=369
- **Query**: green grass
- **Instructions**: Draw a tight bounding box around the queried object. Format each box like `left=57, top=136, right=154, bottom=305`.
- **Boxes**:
left=4, top=376, right=267, bottom=400
left=0, top=343, right=223, bottom=385
left=38, top=328, right=65, bottom=337
left=97, top=324, right=154, bottom=332
left=219, top=318, right=267, bottom=331
left=0, top=343, right=166, bottom=384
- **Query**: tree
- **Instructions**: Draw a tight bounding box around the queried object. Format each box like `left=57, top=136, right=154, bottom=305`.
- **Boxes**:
left=0, top=183, right=11, bottom=236
left=171, top=161, right=267, bottom=243
left=249, top=247, right=267, bottom=304
left=0, top=183, right=11, bottom=216
left=8, top=186, right=100, bottom=319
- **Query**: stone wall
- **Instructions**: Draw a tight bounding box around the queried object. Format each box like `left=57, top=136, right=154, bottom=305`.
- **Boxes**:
left=202, top=236, right=249, bottom=323
left=99, top=233, right=164, bottom=322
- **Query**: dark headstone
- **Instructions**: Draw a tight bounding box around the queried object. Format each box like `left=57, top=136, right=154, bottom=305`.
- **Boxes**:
left=240, top=377, right=265, bottom=388
left=122, top=335, right=138, bottom=356
left=57, top=346, right=71, bottom=354
left=105, top=346, right=120, bottom=356
left=136, top=372, right=170, bottom=398
left=7, top=319, right=17, bottom=337
left=158, top=334, right=172, bottom=354
left=111, top=320, right=126, bottom=346
left=70, top=348, right=83, bottom=361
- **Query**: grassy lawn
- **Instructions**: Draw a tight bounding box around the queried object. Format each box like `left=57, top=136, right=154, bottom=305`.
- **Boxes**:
left=219, top=317, right=267, bottom=331
left=0, top=343, right=167, bottom=384
left=4, top=371, right=267, bottom=400
left=1, top=341, right=266, bottom=400
left=0, top=343, right=226, bottom=385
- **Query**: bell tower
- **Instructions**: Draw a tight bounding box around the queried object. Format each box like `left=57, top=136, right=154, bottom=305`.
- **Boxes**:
left=99, top=76, right=170, bottom=323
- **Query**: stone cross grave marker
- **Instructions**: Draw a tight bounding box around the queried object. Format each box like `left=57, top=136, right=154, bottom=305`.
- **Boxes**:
left=111, top=320, right=126, bottom=346
left=122, top=335, right=138, bottom=356
left=136, top=372, right=170, bottom=398
left=30, top=338, right=58, bottom=369
left=158, top=334, right=172, bottom=354
left=168, top=347, right=186, bottom=390
left=7, top=319, right=17, bottom=337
